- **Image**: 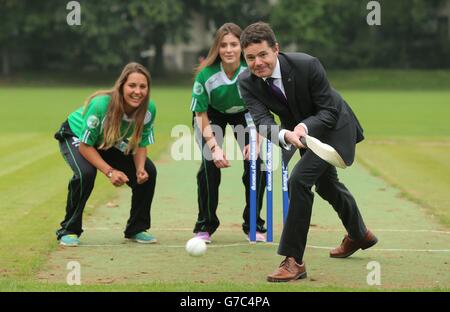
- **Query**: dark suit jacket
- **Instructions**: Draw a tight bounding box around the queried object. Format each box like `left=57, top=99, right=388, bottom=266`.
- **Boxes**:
left=238, top=52, right=364, bottom=166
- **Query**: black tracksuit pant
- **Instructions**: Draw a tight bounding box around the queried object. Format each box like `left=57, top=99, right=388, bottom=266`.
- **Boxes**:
left=192, top=108, right=266, bottom=235
left=54, top=121, right=157, bottom=240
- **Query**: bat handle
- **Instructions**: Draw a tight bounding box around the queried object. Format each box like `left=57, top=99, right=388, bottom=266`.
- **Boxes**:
left=300, top=136, right=307, bottom=147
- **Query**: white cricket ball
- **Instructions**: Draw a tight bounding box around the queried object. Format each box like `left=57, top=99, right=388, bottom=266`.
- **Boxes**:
left=185, top=237, right=207, bottom=257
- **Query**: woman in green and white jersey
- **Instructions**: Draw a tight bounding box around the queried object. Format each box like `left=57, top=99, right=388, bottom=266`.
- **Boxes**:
left=190, top=23, right=267, bottom=243
left=54, top=63, right=157, bottom=246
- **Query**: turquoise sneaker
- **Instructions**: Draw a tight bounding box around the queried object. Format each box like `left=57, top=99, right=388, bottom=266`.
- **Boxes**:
left=59, top=234, right=80, bottom=246
left=129, top=231, right=157, bottom=244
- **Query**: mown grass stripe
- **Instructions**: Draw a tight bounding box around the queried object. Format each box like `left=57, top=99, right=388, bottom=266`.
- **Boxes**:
left=0, top=133, right=44, bottom=153
left=0, top=143, right=58, bottom=177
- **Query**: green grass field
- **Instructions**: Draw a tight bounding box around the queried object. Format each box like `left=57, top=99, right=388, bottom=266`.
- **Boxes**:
left=0, top=70, right=449, bottom=291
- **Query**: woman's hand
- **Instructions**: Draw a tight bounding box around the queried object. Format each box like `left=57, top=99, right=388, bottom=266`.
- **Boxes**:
left=108, top=169, right=129, bottom=187
left=243, top=134, right=262, bottom=161
left=212, top=146, right=231, bottom=168
left=136, top=169, right=149, bottom=184
left=133, top=147, right=148, bottom=184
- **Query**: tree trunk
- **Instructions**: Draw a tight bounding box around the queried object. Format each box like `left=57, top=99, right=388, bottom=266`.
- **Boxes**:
left=152, top=31, right=166, bottom=77
left=2, top=48, right=10, bottom=76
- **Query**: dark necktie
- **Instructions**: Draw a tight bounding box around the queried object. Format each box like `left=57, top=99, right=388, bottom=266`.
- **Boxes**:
left=266, top=77, right=288, bottom=106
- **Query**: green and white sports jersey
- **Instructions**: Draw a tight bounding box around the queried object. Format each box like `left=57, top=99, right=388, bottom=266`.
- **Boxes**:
left=67, top=95, right=156, bottom=151
left=190, top=61, right=248, bottom=114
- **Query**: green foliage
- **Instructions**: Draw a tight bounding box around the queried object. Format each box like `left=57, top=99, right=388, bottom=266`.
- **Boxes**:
left=128, top=0, right=188, bottom=75
left=1, top=0, right=449, bottom=75
left=0, top=1, right=190, bottom=75
left=0, top=0, right=61, bottom=74
left=0, top=0, right=271, bottom=76
left=271, top=0, right=450, bottom=68
left=189, top=0, right=270, bottom=28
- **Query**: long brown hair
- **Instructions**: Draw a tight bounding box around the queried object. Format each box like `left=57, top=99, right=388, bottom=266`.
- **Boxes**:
left=194, top=22, right=243, bottom=75
left=83, top=62, right=151, bottom=154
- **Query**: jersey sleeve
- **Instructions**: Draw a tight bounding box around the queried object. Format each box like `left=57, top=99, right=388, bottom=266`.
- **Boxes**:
left=190, top=72, right=209, bottom=113
left=79, top=96, right=106, bottom=146
left=139, top=100, right=156, bottom=147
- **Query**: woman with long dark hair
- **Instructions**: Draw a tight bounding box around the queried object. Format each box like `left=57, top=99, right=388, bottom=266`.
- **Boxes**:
left=55, top=62, right=157, bottom=246
left=190, top=23, right=267, bottom=243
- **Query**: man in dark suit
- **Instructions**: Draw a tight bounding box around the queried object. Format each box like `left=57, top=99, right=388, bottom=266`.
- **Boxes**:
left=238, top=22, right=378, bottom=282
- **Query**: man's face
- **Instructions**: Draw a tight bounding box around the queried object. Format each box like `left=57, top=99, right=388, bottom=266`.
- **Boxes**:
left=243, top=41, right=279, bottom=78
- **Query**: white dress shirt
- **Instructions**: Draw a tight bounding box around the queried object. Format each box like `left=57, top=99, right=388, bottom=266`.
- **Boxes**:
left=264, top=58, right=308, bottom=150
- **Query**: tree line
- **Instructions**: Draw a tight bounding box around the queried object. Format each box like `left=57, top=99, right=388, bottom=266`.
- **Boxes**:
left=1, top=0, right=449, bottom=77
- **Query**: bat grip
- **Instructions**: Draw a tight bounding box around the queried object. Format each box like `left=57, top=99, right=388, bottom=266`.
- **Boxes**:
left=300, top=136, right=307, bottom=147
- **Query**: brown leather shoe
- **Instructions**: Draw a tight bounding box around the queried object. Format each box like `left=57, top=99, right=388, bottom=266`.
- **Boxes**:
left=330, top=230, right=378, bottom=258
left=267, top=257, right=307, bottom=282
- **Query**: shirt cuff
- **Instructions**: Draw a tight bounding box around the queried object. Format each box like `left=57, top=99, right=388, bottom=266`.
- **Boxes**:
left=299, top=123, right=308, bottom=134
left=278, top=129, right=292, bottom=150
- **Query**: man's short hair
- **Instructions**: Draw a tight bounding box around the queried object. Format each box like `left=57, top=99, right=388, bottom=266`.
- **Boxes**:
left=240, top=22, right=277, bottom=49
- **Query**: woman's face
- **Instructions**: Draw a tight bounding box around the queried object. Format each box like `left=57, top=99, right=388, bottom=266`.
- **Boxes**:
left=219, top=33, right=241, bottom=66
left=123, top=72, right=148, bottom=110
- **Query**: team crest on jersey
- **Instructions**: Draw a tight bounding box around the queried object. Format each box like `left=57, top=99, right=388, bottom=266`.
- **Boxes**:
left=87, top=115, right=99, bottom=129
left=193, top=81, right=204, bottom=95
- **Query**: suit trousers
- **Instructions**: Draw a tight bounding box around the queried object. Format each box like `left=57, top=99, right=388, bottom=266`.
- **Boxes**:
left=278, top=149, right=367, bottom=260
